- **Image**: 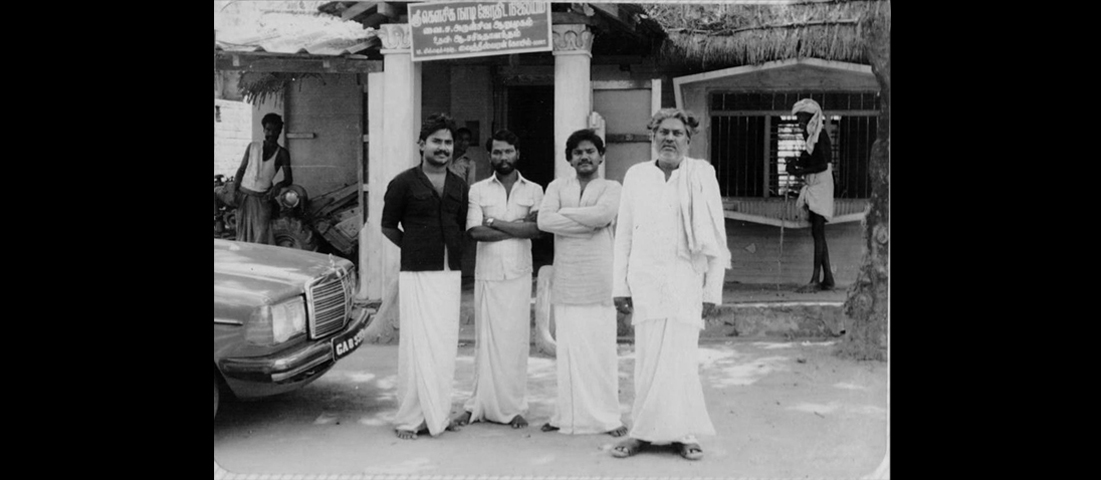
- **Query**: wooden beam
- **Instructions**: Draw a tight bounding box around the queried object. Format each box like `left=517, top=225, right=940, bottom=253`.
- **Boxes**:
left=552, top=12, right=600, bottom=27
left=589, top=3, right=641, bottom=37
left=377, top=2, right=401, bottom=21
left=593, top=79, right=652, bottom=90
left=215, top=52, right=382, bottom=74
left=675, top=58, right=874, bottom=87
left=342, top=2, right=378, bottom=20
left=591, top=3, right=619, bottom=18
left=605, top=133, right=650, bottom=143
left=710, top=110, right=880, bottom=117
left=360, top=12, right=390, bottom=30
left=724, top=210, right=808, bottom=229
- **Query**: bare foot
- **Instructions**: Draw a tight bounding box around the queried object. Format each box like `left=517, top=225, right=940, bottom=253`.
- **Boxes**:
left=796, top=282, right=821, bottom=293
left=541, top=423, right=559, bottom=433
left=446, top=417, right=463, bottom=432
left=395, top=420, right=428, bottom=440
left=675, top=441, right=704, bottom=460
left=606, top=426, right=628, bottom=437
left=610, top=438, right=647, bottom=458
left=452, top=411, right=472, bottom=426
left=509, top=415, right=529, bottom=429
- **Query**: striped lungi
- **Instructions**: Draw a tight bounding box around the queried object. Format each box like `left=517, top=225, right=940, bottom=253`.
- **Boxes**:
left=235, top=187, right=274, bottom=245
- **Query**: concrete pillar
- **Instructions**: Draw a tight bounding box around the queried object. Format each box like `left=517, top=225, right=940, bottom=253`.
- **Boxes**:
left=361, top=71, right=384, bottom=300
left=364, top=23, right=421, bottom=300
left=552, top=24, right=593, bottom=180
left=588, top=111, right=606, bottom=179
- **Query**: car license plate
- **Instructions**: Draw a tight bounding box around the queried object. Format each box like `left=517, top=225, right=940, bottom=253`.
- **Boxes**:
left=332, top=321, right=367, bottom=360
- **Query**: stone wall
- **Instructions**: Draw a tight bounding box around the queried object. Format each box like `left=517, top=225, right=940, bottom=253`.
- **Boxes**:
left=213, top=99, right=252, bottom=177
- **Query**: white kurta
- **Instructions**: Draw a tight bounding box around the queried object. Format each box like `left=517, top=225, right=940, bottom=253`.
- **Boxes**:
left=612, top=159, right=722, bottom=443
left=537, top=176, right=624, bottom=434
left=393, top=269, right=461, bottom=436
left=537, top=177, right=621, bottom=305
left=612, top=161, right=725, bottom=329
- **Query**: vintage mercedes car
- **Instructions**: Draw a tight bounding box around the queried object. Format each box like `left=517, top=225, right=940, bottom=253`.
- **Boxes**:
left=214, top=238, right=371, bottom=419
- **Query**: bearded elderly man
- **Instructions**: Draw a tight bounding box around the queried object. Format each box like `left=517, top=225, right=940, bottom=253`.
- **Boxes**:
left=454, top=129, right=544, bottom=430
left=611, top=108, right=731, bottom=461
left=537, top=129, right=626, bottom=437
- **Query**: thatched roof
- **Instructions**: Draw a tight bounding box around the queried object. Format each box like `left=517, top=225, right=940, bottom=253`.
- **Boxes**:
left=644, top=0, right=889, bottom=72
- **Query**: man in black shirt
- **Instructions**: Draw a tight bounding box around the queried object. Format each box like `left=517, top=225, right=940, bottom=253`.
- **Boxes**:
left=381, top=113, right=469, bottom=439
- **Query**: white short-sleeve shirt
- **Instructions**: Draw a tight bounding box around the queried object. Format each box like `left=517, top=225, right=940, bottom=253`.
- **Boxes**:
left=467, top=172, right=545, bottom=281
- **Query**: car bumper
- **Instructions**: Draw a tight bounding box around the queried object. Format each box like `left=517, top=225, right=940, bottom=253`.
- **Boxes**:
left=220, top=305, right=372, bottom=398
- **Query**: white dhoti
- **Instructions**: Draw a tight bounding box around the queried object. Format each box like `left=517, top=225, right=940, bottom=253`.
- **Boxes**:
left=629, top=318, right=715, bottom=444
left=796, top=164, right=835, bottom=220
left=549, top=303, right=624, bottom=434
left=464, top=273, right=532, bottom=423
left=393, top=269, right=461, bottom=436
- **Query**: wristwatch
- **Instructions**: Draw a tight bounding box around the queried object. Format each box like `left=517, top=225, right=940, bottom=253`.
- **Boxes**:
left=486, top=218, right=495, bottom=227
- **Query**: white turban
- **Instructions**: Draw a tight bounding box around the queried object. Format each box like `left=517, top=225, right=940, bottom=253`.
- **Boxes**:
left=791, top=98, right=824, bottom=155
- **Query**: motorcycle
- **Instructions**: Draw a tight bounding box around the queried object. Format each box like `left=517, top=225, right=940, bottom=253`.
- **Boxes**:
left=212, top=175, right=319, bottom=251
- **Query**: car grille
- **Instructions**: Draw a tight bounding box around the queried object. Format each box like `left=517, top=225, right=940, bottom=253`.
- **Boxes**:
left=306, top=269, right=352, bottom=339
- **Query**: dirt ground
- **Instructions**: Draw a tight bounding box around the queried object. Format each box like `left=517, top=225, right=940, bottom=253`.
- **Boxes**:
left=214, top=338, right=888, bottom=478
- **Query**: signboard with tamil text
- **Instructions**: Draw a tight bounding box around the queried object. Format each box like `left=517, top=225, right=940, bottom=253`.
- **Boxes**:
left=408, top=1, right=552, bottom=62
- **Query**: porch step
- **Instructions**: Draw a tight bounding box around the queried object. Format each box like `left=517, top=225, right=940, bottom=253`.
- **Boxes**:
left=457, top=298, right=848, bottom=343
left=700, top=301, right=847, bottom=339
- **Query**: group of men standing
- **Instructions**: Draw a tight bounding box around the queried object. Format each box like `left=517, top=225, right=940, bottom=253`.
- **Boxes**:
left=380, top=108, right=729, bottom=461
left=235, top=99, right=833, bottom=462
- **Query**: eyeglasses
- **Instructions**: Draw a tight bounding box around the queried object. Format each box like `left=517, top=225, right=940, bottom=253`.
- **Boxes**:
left=656, top=128, right=687, bottom=139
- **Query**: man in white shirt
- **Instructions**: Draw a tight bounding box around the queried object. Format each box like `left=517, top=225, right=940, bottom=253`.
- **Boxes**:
left=537, top=129, right=627, bottom=437
left=454, top=129, right=544, bottom=429
left=611, top=109, right=731, bottom=460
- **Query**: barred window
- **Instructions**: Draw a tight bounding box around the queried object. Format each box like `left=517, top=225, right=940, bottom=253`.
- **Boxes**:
left=709, top=92, right=878, bottom=199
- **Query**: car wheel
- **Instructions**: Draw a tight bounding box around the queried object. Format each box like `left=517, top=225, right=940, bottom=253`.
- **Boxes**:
left=214, top=374, right=220, bottom=420
left=272, top=217, right=319, bottom=251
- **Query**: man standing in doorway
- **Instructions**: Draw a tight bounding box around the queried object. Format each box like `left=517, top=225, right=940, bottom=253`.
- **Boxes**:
left=449, top=127, right=478, bottom=186
left=611, top=108, right=730, bottom=460
left=537, top=129, right=626, bottom=437
left=233, top=113, right=293, bottom=244
left=454, top=129, right=544, bottom=429
left=381, top=113, right=468, bottom=440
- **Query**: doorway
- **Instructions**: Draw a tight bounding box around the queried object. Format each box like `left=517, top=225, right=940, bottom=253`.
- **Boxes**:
left=506, top=85, right=555, bottom=269
left=506, top=86, right=556, bottom=188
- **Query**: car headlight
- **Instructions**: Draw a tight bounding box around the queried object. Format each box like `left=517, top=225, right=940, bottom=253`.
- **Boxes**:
left=271, top=297, right=307, bottom=343
left=280, top=190, right=300, bottom=209
left=344, top=266, right=358, bottom=298
left=246, top=296, right=307, bottom=345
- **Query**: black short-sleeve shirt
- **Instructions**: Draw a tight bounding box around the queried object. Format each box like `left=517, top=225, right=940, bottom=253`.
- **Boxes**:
left=381, top=166, right=469, bottom=272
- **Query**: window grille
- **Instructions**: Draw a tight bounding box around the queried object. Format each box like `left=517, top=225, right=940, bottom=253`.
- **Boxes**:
left=709, top=92, right=878, bottom=200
